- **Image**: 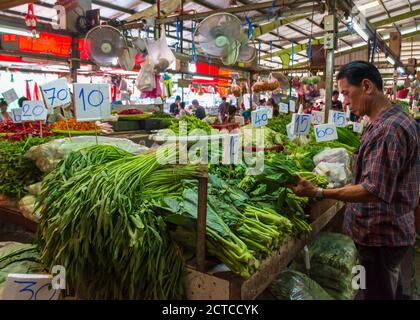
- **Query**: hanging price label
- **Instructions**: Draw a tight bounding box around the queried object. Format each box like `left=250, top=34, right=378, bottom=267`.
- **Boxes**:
left=311, top=110, right=325, bottom=125
left=1, top=274, right=60, bottom=300
left=222, top=134, right=240, bottom=165
left=353, top=122, right=363, bottom=134
left=10, top=108, right=22, bottom=123
left=21, top=101, right=48, bottom=122
left=73, top=83, right=111, bottom=122
left=251, top=107, right=270, bottom=128
left=2, top=88, right=19, bottom=104
left=314, top=123, right=338, bottom=142
left=279, top=103, right=289, bottom=114
left=40, top=78, right=71, bottom=109
left=289, top=100, right=296, bottom=113
left=329, top=110, right=347, bottom=127
left=291, top=113, right=311, bottom=136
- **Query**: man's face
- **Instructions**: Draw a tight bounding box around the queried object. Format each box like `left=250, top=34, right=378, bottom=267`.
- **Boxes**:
left=338, top=78, right=371, bottom=117
left=332, top=94, right=339, bottom=101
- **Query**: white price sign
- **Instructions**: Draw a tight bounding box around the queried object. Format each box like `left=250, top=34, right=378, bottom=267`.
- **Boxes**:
left=222, top=134, right=240, bottom=165
left=311, top=110, right=325, bottom=125
left=346, top=105, right=351, bottom=119
left=74, top=83, right=111, bottom=122
left=314, top=123, right=338, bottom=142
left=1, top=274, right=60, bottom=300
left=10, top=108, right=22, bottom=123
left=40, top=78, right=71, bottom=109
left=353, top=122, right=363, bottom=134
left=329, top=110, right=347, bottom=127
left=291, top=113, right=311, bottom=136
left=286, top=122, right=295, bottom=140
left=2, top=88, right=19, bottom=104
left=279, top=103, right=289, bottom=114
left=21, top=101, right=48, bottom=122
left=289, top=100, right=296, bottom=113
left=251, top=107, right=270, bottom=128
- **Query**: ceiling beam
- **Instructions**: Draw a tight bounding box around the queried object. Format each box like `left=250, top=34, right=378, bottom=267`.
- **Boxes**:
left=92, top=0, right=137, bottom=15
left=372, top=9, right=420, bottom=28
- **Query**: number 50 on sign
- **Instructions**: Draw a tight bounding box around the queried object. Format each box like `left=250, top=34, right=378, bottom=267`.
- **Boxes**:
left=73, top=84, right=111, bottom=122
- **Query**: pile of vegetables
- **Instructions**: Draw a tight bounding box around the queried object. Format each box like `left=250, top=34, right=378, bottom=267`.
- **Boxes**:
left=336, top=127, right=360, bottom=149
left=118, top=113, right=153, bottom=121
left=167, top=116, right=213, bottom=135
left=267, top=114, right=293, bottom=136
left=118, top=108, right=143, bottom=115
left=240, top=124, right=283, bottom=149
left=0, top=120, right=55, bottom=141
left=37, top=146, right=200, bottom=299
left=0, top=136, right=56, bottom=198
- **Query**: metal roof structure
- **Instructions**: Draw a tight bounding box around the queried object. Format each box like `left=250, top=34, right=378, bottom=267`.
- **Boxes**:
left=0, top=0, right=418, bottom=82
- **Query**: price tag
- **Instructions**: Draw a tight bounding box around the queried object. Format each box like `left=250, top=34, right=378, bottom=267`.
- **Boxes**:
left=311, top=110, right=325, bottom=125
left=346, top=105, right=351, bottom=119
left=353, top=122, right=363, bottom=134
left=10, top=108, right=22, bottom=123
left=279, top=103, right=289, bottom=114
left=289, top=100, right=296, bottom=113
left=251, top=108, right=270, bottom=128
left=40, top=78, right=71, bottom=109
left=286, top=122, right=295, bottom=140
left=314, top=123, right=338, bottom=142
left=73, top=83, right=111, bottom=122
left=2, top=88, right=19, bottom=104
left=291, top=113, right=311, bottom=136
left=21, top=101, right=48, bottom=122
left=222, top=134, right=240, bottom=164
left=329, top=110, right=347, bottom=127
left=1, top=274, right=60, bottom=300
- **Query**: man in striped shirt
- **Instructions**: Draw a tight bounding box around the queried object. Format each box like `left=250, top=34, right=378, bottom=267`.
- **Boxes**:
left=291, top=61, right=420, bottom=300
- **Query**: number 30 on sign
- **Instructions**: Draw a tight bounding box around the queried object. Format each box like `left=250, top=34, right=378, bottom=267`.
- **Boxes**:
left=73, top=83, right=111, bottom=122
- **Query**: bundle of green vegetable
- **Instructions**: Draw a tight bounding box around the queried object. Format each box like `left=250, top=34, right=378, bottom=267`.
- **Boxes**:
left=336, top=127, right=360, bottom=149
left=168, top=116, right=213, bottom=135
left=37, top=146, right=200, bottom=299
left=240, top=124, right=283, bottom=148
left=0, top=136, right=56, bottom=198
left=267, top=114, right=293, bottom=136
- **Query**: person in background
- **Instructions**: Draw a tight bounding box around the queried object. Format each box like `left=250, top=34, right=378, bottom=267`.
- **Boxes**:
left=290, top=61, right=420, bottom=300
left=169, top=96, right=181, bottom=116
left=177, top=102, right=190, bottom=118
left=226, top=104, right=237, bottom=123
left=241, top=102, right=251, bottom=124
left=191, top=99, right=206, bottom=120
left=331, top=90, right=343, bottom=111
left=218, top=97, right=228, bottom=123
left=0, top=99, right=11, bottom=121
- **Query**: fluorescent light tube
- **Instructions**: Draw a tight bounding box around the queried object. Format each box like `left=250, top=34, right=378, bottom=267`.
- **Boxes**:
left=386, top=56, right=395, bottom=65
left=0, top=25, right=39, bottom=38
left=193, top=76, right=214, bottom=80
left=353, top=21, right=369, bottom=42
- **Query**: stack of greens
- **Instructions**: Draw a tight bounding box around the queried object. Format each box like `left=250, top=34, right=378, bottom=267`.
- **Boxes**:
left=37, top=145, right=200, bottom=299
left=267, top=114, right=293, bottom=136
left=168, top=116, right=213, bottom=135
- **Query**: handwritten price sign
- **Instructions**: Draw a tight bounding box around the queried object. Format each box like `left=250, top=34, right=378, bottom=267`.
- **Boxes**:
left=291, top=113, right=311, bottom=136
left=2, top=274, right=60, bottom=300
left=311, top=110, right=325, bottom=125
left=289, top=100, right=296, bottom=113
left=314, top=123, right=338, bottom=142
left=73, top=83, right=111, bottom=122
left=353, top=122, right=363, bottom=134
left=10, top=108, right=22, bottom=123
left=279, top=103, right=289, bottom=114
left=21, top=101, right=48, bottom=122
left=251, top=108, right=270, bottom=128
left=329, top=110, right=347, bottom=127
left=223, top=134, right=240, bottom=165
left=40, top=78, right=71, bottom=109
left=2, top=88, right=19, bottom=104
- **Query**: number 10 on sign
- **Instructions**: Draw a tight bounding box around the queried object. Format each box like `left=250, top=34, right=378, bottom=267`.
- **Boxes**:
left=73, top=84, right=111, bottom=122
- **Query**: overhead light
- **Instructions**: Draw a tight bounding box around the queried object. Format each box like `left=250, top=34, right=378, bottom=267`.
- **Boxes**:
left=386, top=56, right=395, bottom=65
left=352, top=21, right=369, bottom=42
left=396, top=66, right=405, bottom=74
left=0, top=25, right=40, bottom=38
left=193, top=76, right=214, bottom=80
left=357, top=1, right=380, bottom=12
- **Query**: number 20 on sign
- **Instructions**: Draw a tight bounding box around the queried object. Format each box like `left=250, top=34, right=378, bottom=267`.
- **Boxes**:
left=73, top=83, right=111, bottom=122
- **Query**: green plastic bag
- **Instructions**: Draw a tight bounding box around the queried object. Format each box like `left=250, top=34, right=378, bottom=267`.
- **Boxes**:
left=269, top=269, right=334, bottom=300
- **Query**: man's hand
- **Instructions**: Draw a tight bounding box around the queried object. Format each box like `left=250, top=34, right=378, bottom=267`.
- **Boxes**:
left=289, top=177, right=318, bottom=198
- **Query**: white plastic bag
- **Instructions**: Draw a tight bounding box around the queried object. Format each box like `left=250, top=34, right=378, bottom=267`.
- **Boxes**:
left=314, top=162, right=348, bottom=188
left=313, top=148, right=349, bottom=168
left=144, top=27, right=176, bottom=71
left=135, top=56, right=155, bottom=91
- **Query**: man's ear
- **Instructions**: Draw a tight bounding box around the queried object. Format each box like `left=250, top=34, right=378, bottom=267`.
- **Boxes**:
left=362, top=79, right=374, bottom=95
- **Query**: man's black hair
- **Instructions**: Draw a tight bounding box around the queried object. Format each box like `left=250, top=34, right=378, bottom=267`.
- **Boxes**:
left=179, top=102, right=185, bottom=109
left=222, top=97, right=227, bottom=101
left=332, top=90, right=340, bottom=96
left=336, top=61, right=383, bottom=91
left=175, top=95, right=181, bottom=101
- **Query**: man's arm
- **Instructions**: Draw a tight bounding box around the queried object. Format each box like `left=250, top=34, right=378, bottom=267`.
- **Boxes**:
left=290, top=178, right=381, bottom=203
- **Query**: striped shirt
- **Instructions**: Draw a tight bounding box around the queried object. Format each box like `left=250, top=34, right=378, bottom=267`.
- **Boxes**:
left=343, top=105, right=420, bottom=246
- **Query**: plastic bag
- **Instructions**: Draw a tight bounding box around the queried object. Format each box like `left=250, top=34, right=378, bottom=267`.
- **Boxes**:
left=314, top=162, right=348, bottom=188
left=136, top=56, right=155, bottom=91
left=269, top=269, right=333, bottom=300
left=144, top=28, right=176, bottom=71
left=252, top=76, right=265, bottom=93
left=140, top=74, right=162, bottom=99
left=231, top=79, right=242, bottom=98
left=313, top=148, right=349, bottom=167
left=267, top=73, right=280, bottom=91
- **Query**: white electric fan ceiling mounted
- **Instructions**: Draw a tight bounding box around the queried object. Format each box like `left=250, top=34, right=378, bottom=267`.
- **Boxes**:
left=194, top=13, right=255, bottom=65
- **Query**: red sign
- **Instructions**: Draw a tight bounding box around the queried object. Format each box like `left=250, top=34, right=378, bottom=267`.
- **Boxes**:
left=18, top=32, right=72, bottom=57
